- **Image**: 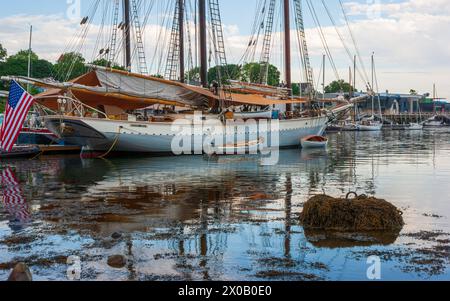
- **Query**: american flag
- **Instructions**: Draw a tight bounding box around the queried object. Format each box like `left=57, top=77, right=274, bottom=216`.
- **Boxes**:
left=0, top=81, right=35, bottom=152
left=1, top=167, right=31, bottom=222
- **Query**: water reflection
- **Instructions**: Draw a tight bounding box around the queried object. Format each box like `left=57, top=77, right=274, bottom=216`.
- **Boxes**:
left=0, top=130, right=450, bottom=280
left=303, top=230, right=401, bottom=249
left=0, top=167, right=31, bottom=230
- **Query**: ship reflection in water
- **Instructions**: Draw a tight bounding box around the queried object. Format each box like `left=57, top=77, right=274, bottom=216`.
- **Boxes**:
left=1, top=130, right=450, bottom=280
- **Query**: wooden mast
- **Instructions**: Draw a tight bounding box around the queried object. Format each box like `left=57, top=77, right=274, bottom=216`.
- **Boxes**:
left=123, top=0, right=132, bottom=71
left=179, top=0, right=185, bottom=83
left=283, top=0, right=292, bottom=112
left=199, top=0, right=208, bottom=88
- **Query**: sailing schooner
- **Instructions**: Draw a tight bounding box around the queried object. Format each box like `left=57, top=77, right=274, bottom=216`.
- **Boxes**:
left=3, top=0, right=354, bottom=155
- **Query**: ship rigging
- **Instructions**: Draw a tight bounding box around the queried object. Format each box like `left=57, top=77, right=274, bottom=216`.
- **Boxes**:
left=2, top=0, right=363, bottom=155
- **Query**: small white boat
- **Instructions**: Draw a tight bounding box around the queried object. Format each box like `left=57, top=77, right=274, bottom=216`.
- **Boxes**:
left=406, top=123, right=423, bottom=131
left=301, top=135, right=328, bottom=149
left=356, top=120, right=383, bottom=131
left=207, top=138, right=265, bottom=155
left=233, top=109, right=273, bottom=120
left=342, top=123, right=358, bottom=131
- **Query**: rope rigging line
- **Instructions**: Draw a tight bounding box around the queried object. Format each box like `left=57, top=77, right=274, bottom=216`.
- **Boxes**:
left=155, top=0, right=175, bottom=76
left=185, top=0, right=195, bottom=76
left=90, top=0, right=111, bottom=63
left=239, top=0, right=268, bottom=65
left=305, top=0, right=341, bottom=84
left=338, top=0, right=371, bottom=90
left=52, top=0, right=101, bottom=81
left=321, top=0, right=369, bottom=90
left=65, top=0, right=102, bottom=81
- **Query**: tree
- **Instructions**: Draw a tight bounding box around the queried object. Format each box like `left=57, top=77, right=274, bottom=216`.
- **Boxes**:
left=91, top=58, right=126, bottom=71
left=0, top=44, right=7, bottom=62
left=0, top=49, right=53, bottom=92
left=208, top=64, right=241, bottom=84
left=53, top=52, right=87, bottom=81
left=241, top=62, right=280, bottom=86
left=292, top=83, right=300, bottom=96
left=409, top=89, right=418, bottom=95
left=186, top=67, right=200, bottom=83
left=324, top=80, right=355, bottom=94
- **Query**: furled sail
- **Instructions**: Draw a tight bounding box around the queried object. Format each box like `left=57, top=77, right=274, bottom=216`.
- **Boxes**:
left=19, top=65, right=219, bottom=110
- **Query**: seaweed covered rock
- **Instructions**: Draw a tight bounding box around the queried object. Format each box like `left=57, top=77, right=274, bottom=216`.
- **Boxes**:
left=300, top=194, right=404, bottom=232
left=8, top=263, right=32, bottom=281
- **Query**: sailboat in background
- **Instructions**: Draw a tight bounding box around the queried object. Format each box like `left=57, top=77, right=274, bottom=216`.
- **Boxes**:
left=423, top=84, right=448, bottom=128
left=356, top=53, right=382, bottom=131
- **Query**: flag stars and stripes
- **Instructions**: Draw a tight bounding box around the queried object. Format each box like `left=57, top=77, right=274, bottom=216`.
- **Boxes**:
left=0, top=80, right=35, bottom=152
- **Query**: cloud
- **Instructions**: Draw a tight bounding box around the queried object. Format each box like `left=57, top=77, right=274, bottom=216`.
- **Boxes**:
left=222, top=0, right=450, bottom=97
left=0, top=0, right=449, bottom=98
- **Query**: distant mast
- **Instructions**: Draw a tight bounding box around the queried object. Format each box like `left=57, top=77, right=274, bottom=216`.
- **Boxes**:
left=199, top=0, right=208, bottom=88
left=123, top=0, right=132, bottom=71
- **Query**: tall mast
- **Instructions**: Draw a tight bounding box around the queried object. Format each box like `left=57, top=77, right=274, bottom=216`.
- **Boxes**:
left=284, top=0, right=292, bottom=93
left=123, top=0, right=132, bottom=71
left=199, top=0, right=208, bottom=87
left=179, top=0, right=185, bottom=83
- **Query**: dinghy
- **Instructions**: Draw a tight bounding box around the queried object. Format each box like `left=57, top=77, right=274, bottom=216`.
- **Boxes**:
left=207, top=138, right=265, bottom=156
left=233, top=109, right=273, bottom=120
left=301, top=135, right=328, bottom=149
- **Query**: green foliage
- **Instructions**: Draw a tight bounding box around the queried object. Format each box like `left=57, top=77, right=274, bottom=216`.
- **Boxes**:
left=241, top=62, right=280, bottom=86
left=0, top=98, right=5, bottom=112
left=208, top=64, right=241, bottom=84
left=91, top=58, right=126, bottom=71
left=0, top=49, right=53, bottom=90
left=0, top=44, right=7, bottom=62
left=186, top=63, right=281, bottom=87
left=324, top=80, right=355, bottom=94
left=53, top=52, right=87, bottom=81
left=409, top=89, right=418, bottom=95
left=186, top=67, right=200, bottom=82
left=291, top=83, right=300, bottom=96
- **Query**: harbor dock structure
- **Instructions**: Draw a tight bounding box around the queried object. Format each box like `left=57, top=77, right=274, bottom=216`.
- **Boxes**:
left=323, top=92, right=449, bottom=115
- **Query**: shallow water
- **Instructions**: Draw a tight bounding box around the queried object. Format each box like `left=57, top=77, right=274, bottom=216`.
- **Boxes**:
left=1, top=129, right=449, bottom=281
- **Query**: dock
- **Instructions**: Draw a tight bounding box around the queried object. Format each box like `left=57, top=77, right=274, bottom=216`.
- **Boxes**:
left=382, top=113, right=450, bottom=124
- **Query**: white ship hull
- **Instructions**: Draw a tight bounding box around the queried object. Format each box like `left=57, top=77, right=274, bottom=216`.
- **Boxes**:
left=44, top=115, right=328, bottom=154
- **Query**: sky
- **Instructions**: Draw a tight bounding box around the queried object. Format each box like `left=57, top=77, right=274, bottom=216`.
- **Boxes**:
left=0, top=0, right=449, bottom=99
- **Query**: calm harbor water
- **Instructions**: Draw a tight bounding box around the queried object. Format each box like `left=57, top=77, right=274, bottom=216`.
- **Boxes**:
left=1, top=130, right=450, bottom=281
